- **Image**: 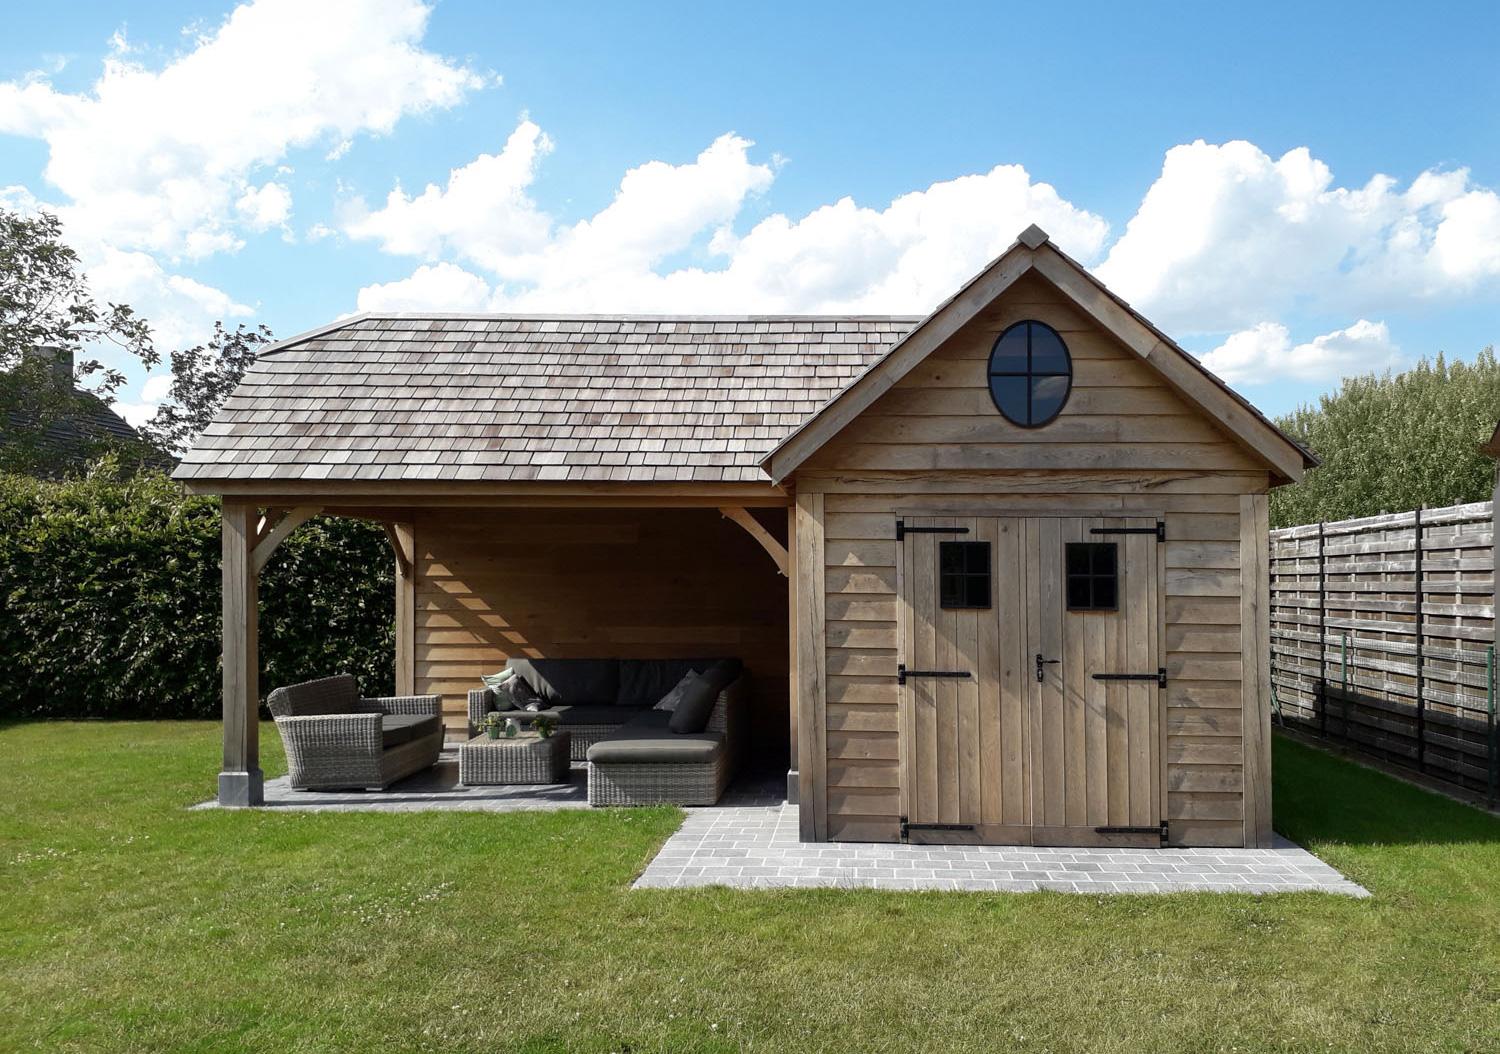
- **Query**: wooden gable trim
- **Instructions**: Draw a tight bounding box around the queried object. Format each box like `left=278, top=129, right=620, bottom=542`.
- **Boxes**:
left=761, top=226, right=1313, bottom=485
left=763, top=241, right=1039, bottom=482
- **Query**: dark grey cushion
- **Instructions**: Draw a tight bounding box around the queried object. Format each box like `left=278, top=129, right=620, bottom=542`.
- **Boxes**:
left=700, top=657, right=743, bottom=694
left=554, top=704, right=643, bottom=727
left=586, top=712, right=724, bottom=765
left=509, top=659, right=619, bottom=706
left=668, top=673, right=718, bottom=734
left=381, top=713, right=441, bottom=748
left=615, top=658, right=725, bottom=707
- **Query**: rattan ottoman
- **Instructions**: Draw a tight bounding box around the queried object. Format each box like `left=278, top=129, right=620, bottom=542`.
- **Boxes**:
left=459, top=732, right=571, bottom=785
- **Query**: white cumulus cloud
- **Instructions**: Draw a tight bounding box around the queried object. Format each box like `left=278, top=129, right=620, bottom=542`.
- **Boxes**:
left=1202, top=318, right=1402, bottom=385
left=347, top=120, right=1112, bottom=313
left=357, top=262, right=493, bottom=313
left=1098, top=140, right=1500, bottom=332
left=0, top=0, right=488, bottom=260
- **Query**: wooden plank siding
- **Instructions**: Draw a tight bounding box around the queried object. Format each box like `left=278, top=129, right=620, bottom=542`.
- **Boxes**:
left=410, top=506, right=791, bottom=757
left=795, top=272, right=1271, bottom=846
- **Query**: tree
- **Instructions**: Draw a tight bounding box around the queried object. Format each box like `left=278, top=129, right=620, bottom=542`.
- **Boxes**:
left=0, top=207, right=156, bottom=394
left=1270, top=349, right=1500, bottom=528
left=1, top=207, right=160, bottom=475
left=141, top=322, right=273, bottom=455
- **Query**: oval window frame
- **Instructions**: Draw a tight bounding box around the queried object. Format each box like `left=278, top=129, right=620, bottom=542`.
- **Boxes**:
left=986, top=319, right=1073, bottom=428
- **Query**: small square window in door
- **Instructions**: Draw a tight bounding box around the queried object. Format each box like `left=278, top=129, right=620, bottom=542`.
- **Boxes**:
left=939, top=541, right=991, bottom=609
left=1065, top=542, right=1118, bottom=611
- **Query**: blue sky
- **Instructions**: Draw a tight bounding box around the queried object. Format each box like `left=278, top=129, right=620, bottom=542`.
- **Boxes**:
left=2, top=0, right=1497, bottom=424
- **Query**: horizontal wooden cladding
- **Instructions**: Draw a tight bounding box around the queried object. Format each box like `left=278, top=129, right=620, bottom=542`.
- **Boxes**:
left=871, top=385, right=1189, bottom=417
left=828, top=758, right=900, bottom=788
left=811, top=474, right=1268, bottom=499
left=897, top=355, right=1162, bottom=390
left=836, top=414, right=1231, bottom=447
left=825, top=594, right=896, bottom=622
left=817, top=443, right=1259, bottom=474
left=1168, top=791, right=1244, bottom=821
left=827, top=730, right=900, bottom=760
left=412, top=505, right=790, bottom=751
left=826, top=674, right=896, bottom=704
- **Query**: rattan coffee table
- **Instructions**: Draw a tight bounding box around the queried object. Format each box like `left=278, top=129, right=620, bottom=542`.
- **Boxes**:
left=459, top=731, right=571, bottom=785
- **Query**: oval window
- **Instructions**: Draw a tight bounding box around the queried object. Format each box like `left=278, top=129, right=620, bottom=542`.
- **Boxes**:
left=987, top=320, right=1073, bottom=427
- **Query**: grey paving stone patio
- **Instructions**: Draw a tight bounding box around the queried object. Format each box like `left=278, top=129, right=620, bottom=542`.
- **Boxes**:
left=192, top=751, right=787, bottom=813
left=633, top=803, right=1370, bottom=896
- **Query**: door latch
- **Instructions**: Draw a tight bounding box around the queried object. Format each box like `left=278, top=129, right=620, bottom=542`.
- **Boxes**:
left=1035, top=653, right=1060, bottom=682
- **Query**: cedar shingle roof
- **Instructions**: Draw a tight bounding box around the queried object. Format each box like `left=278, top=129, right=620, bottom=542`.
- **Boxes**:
left=175, top=314, right=918, bottom=484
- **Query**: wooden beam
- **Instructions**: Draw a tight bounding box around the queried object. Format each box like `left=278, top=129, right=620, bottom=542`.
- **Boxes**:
left=251, top=505, right=320, bottom=575
left=391, top=522, right=416, bottom=696
left=382, top=522, right=413, bottom=579
left=795, top=490, right=828, bottom=841
left=219, top=502, right=262, bottom=806
left=718, top=506, right=789, bottom=575
left=1240, top=490, right=1274, bottom=847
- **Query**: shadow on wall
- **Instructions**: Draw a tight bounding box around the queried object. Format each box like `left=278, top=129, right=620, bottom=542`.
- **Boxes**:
left=1273, top=734, right=1500, bottom=847
left=413, top=506, right=791, bottom=758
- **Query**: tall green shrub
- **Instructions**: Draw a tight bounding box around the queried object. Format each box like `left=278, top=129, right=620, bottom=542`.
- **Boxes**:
left=1270, top=349, right=1500, bottom=528
left=0, top=463, right=392, bottom=720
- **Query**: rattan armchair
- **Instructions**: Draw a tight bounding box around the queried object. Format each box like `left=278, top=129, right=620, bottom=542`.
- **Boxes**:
left=267, top=674, right=443, bottom=791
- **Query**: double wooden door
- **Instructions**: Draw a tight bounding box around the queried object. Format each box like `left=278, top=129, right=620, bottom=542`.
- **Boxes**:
left=897, top=515, right=1163, bottom=846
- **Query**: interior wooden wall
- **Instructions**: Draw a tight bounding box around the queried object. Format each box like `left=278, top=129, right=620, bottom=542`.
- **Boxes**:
left=410, top=506, right=790, bottom=760
left=797, top=272, right=1271, bottom=847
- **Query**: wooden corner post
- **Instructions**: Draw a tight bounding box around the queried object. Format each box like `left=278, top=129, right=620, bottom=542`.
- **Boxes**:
left=1240, top=492, right=1274, bottom=847
left=219, top=501, right=263, bottom=806
left=794, top=490, right=828, bottom=841
left=388, top=522, right=417, bottom=696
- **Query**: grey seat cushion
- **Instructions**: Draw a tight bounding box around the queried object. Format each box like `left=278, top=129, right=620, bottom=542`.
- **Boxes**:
left=508, top=659, right=619, bottom=706
left=381, top=713, right=442, bottom=748
left=586, top=711, right=725, bottom=765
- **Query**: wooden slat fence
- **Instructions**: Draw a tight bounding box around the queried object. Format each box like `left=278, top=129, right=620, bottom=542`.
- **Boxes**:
left=1270, top=501, right=1500, bottom=799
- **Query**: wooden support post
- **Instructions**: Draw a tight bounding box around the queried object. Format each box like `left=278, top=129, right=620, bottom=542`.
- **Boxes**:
left=786, top=504, right=799, bottom=804
left=718, top=506, right=789, bottom=575
left=794, top=491, right=827, bottom=841
left=219, top=501, right=262, bottom=806
left=1240, top=492, right=1273, bottom=847
left=390, top=522, right=416, bottom=696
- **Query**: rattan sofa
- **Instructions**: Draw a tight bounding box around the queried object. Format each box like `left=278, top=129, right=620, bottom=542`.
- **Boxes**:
left=466, top=658, right=748, bottom=805
left=267, top=674, right=443, bottom=791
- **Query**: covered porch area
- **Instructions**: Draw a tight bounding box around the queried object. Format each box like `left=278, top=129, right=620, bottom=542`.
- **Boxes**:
left=214, top=483, right=799, bottom=809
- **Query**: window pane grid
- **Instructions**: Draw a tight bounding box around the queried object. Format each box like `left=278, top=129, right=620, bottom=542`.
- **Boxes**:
left=1064, top=542, right=1118, bottom=612
left=987, top=321, right=1072, bottom=427
left=939, top=541, right=992, bottom=609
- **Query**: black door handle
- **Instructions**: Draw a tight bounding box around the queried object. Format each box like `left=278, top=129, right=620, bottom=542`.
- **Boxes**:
left=1035, top=653, right=1060, bottom=682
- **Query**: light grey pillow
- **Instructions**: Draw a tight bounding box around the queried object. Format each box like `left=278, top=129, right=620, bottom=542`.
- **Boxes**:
left=482, top=668, right=517, bottom=710
left=653, top=671, right=701, bottom=713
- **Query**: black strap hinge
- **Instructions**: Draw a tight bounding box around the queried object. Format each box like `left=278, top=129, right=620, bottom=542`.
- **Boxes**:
left=896, top=520, right=971, bottom=541
left=897, top=663, right=972, bottom=686
left=1094, top=821, right=1169, bottom=845
left=900, top=817, right=975, bottom=840
left=1091, top=668, right=1168, bottom=688
left=1090, top=521, right=1166, bottom=542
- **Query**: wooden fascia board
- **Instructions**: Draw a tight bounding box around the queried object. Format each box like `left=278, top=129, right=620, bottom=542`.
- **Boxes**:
left=1030, top=248, right=1308, bottom=483
left=183, top=480, right=790, bottom=506
left=719, top=506, right=789, bottom=575
left=764, top=247, right=1037, bottom=482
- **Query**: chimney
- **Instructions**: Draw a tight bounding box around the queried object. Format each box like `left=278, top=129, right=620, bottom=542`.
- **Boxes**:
left=24, top=345, right=75, bottom=389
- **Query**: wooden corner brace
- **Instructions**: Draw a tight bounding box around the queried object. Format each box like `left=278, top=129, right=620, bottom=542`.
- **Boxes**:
left=251, top=505, right=322, bottom=575
left=719, top=506, right=789, bottom=576
left=382, top=522, right=414, bottom=579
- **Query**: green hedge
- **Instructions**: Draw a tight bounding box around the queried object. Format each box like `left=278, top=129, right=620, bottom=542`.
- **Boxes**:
left=0, top=465, right=393, bottom=720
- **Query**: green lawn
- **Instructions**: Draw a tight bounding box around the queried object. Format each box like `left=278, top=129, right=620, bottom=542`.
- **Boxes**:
left=1, top=724, right=1497, bottom=1053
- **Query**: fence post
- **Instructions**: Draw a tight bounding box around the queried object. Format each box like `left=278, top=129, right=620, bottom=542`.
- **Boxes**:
left=1488, top=643, right=1496, bottom=808
left=1414, top=508, right=1426, bottom=773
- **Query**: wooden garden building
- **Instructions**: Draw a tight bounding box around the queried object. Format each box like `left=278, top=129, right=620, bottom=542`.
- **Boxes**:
left=179, top=224, right=1315, bottom=849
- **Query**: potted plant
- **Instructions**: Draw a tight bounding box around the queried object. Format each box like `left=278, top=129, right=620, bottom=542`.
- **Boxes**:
left=482, top=712, right=505, bottom=740
left=532, top=714, right=558, bottom=739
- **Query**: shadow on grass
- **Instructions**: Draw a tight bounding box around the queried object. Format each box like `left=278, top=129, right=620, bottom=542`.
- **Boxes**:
left=1274, top=732, right=1500, bottom=847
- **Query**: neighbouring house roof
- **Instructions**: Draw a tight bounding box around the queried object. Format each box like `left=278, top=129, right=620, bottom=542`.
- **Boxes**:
left=173, top=315, right=918, bottom=485
left=3, top=347, right=166, bottom=478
